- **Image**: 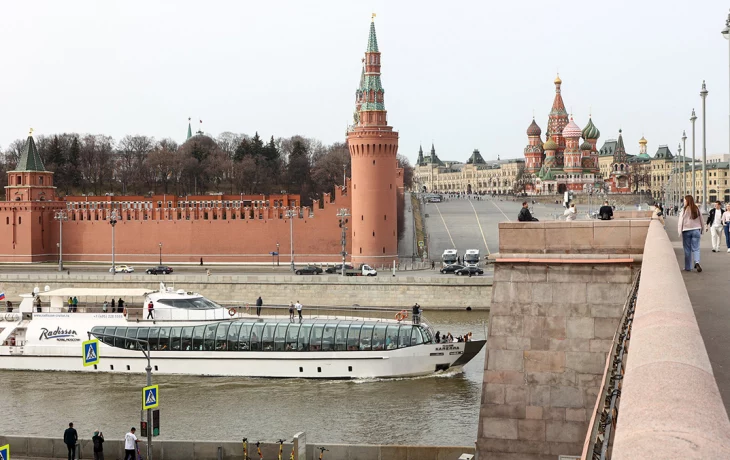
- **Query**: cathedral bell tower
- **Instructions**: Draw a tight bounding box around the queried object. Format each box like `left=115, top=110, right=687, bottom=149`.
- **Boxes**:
left=346, top=17, right=399, bottom=265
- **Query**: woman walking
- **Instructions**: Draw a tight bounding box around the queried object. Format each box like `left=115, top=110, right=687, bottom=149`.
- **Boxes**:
left=678, top=195, right=704, bottom=272
left=564, top=203, right=577, bottom=221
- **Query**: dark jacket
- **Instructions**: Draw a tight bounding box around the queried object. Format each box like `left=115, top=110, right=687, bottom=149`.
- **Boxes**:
left=707, top=208, right=722, bottom=226
left=63, top=427, right=78, bottom=446
left=92, top=434, right=104, bottom=452
left=256, top=297, right=263, bottom=307
left=599, top=205, right=614, bottom=220
left=517, top=207, right=538, bottom=222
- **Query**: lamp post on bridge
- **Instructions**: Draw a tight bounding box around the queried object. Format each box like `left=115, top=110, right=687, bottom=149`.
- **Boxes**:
left=285, top=208, right=297, bottom=271
left=158, top=242, right=163, bottom=265
left=108, top=209, right=119, bottom=276
left=691, top=109, right=697, bottom=203
left=336, top=208, right=350, bottom=277
left=681, top=131, right=687, bottom=198
left=700, top=81, right=709, bottom=213
left=54, top=210, right=69, bottom=271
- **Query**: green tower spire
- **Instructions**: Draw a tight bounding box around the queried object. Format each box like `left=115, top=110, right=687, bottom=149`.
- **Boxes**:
left=15, top=130, right=45, bottom=171
left=367, top=18, right=379, bottom=52
left=187, top=117, right=192, bottom=140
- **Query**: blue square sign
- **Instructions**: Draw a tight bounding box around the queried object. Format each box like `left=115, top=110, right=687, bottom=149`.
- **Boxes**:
left=82, top=339, right=100, bottom=367
left=143, top=384, right=159, bottom=410
left=0, top=443, right=9, bottom=460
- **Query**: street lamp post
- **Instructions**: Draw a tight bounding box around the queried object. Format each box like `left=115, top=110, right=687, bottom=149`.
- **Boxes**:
left=276, top=242, right=280, bottom=266
left=285, top=208, right=297, bottom=271
left=336, top=208, right=350, bottom=277
left=108, top=209, right=119, bottom=276
left=691, top=109, right=697, bottom=202
left=722, top=10, right=730, bottom=156
left=90, top=331, right=154, bottom=460
left=700, top=81, right=709, bottom=212
left=676, top=143, right=682, bottom=205
left=682, top=130, right=687, bottom=197
left=54, top=210, right=69, bottom=271
left=158, top=242, right=162, bottom=265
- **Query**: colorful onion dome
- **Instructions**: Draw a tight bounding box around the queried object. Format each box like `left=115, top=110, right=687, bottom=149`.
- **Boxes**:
left=543, top=138, right=558, bottom=151
left=582, top=117, right=600, bottom=140
left=639, top=136, right=647, bottom=145
left=526, top=118, right=542, bottom=136
left=562, top=117, right=582, bottom=138
left=580, top=140, right=592, bottom=151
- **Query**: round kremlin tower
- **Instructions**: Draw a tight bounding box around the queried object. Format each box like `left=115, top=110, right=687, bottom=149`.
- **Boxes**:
left=347, top=18, right=399, bottom=266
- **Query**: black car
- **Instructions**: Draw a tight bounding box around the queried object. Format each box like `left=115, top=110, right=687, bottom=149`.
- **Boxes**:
left=455, top=266, right=484, bottom=276
left=295, top=265, right=323, bottom=275
left=440, top=264, right=464, bottom=274
left=325, top=263, right=354, bottom=274
left=146, top=265, right=173, bottom=275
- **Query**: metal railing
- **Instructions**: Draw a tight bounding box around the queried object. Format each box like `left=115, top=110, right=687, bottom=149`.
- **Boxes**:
left=586, top=271, right=641, bottom=460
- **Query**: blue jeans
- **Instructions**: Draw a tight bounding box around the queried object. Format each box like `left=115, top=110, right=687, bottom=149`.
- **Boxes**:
left=682, top=229, right=701, bottom=270
left=725, top=224, right=730, bottom=248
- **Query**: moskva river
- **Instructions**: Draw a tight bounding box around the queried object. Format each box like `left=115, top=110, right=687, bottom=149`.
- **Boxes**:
left=0, top=310, right=486, bottom=446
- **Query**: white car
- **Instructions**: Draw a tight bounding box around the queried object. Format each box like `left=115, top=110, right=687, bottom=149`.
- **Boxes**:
left=109, top=265, right=134, bottom=273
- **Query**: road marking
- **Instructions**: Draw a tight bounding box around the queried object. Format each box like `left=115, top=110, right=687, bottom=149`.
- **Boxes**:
left=490, top=200, right=512, bottom=222
left=469, top=200, right=491, bottom=255
left=434, top=204, right=456, bottom=248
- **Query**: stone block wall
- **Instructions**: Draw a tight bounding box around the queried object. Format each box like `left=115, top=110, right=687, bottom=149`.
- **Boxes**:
left=477, top=260, right=638, bottom=459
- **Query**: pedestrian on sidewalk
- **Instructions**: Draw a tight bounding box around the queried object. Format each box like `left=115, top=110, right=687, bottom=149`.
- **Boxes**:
left=678, top=195, right=704, bottom=272
left=147, top=300, right=154, bottom=320
left=295, top=300, right=303, bottom=322
left=722, top=203, right=730, bottom=252
left=124, top=427, right=139, bottom=460
left=63, top=422, right=78, bottom=460
left=289, top=301, right=295, bottom=322
left=92, top=429, right=105, bottom=460
left=256, top=296, right=263, bottom=316
left=707, top=201, right=725, bottom=252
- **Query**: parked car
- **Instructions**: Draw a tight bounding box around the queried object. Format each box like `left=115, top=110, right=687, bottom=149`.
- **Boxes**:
left=294, top=265, right=323, bottom=275
left=146, top=265, right=174, bottom=275
left=109, top=265, right=134, bottom=273
left=325, top=263, right=354, bottom=274
left=455, top=266, right=484, bottom=276
left=440, top=264, right=464, bottom=274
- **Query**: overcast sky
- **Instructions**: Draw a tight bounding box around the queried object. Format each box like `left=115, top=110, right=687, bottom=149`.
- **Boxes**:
left=1, top=0, right=729, bottom=165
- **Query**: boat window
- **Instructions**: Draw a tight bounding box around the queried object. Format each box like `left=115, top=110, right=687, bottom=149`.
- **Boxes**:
left=137, top=328, right=149, bottom=349
left=359, top=324, right=374, bottom=351
left=228, top=322, right=242, bottom=351
left=385, top=324, right=400, bottom=350
left=250, top=323, right=264, bottom=351
left=274, top=323, right=288, bottom=351
left=155, top=328, right=166, bottom=351
left=192, top=325, right=205, bottom=351
left=298, top=324, right=312, bottom=351
left=420, top=327, right=432, bottom=344
left=321, top=323, right=337, bottom=351
left=286, top=323, right=300, bottom=351
left=372, top=324, right=387, bottom=351
left=347, top=324, right=362, bottom=351
left=203, top=324, right=217, bottom=351
left=262, top=323, right=276, bottom=351
left=411, top=327, right=424, bottom=345
left=156, top=297, right=223, bottom=310
left=398, top=325, right=412, bottom=348
left=215, top=323, right=230, bottom=351
left=125, top=328, right=139, bottom=350
left=170, top=327, right=182, bottom=351
left=334, top=323, right=350, bottom=351
left=310, top=324, right=324, bottom=351
left=181, top=327, right=193, bottom=351
left=241, top=323, right=256, bottom=351
left=100, top=326, right=115, bottom=346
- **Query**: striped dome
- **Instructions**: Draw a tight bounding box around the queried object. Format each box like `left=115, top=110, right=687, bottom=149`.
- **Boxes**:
left=582, top=117, right=600, bottom=140
left=562, top=117, right=582, bottom=139
left=580, top=140, right=592, bottom=151
left=526, top=119, right=542, bottom=136
left=543, top=138, right=558, bottom=151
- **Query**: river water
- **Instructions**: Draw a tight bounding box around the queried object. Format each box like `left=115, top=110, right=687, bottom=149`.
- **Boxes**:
left=0, top=310, right=487, bottom=446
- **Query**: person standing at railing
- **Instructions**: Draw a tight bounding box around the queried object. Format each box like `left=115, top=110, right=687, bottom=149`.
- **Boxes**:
left=102, top=300, right=108, bottom=313
left=289, top=301, right=295, bottom=322
left=34, top=296, right=42, bottom=312
left=147, top=301, right=154, bottom=320
left=256, top=296, right=263, bottom=316
left=5, top=300, right=12, bottom=313
left=296, top=300, right=303, bottom=322
left=63, top=422, right=78, bottom=460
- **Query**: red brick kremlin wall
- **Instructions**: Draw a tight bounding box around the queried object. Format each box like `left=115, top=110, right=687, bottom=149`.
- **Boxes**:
left=0, top=186, right=352, bottom=264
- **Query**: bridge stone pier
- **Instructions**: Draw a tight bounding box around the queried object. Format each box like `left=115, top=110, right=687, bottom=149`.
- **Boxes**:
left=478, top=221, right=645, bottom=459
left=478, top=219, right=730, bottom=459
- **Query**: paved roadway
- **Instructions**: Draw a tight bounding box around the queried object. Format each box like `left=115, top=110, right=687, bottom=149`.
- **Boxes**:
left=424, top=196, right=574, bottom=262
left=667, top=216, right=730, bottom=416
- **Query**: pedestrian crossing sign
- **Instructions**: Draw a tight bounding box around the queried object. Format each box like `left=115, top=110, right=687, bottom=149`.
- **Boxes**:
left=0, top=443, right=9, bottom=460
left=82, top=339, right=100, bottom=367
left=143, top=384, right=159, bottom=410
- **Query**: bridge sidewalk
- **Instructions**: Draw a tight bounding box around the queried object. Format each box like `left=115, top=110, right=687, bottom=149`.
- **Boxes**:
left=666, top=216, right=730, bottom=415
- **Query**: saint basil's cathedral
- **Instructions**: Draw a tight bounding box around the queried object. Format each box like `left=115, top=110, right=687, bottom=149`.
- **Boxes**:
left=524, top=76, right=630, bottom=195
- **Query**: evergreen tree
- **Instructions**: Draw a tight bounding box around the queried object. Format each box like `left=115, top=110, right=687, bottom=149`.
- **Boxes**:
left=66, top=136, right=82, bottom=191
left=287, top=139, right=311, bottom=196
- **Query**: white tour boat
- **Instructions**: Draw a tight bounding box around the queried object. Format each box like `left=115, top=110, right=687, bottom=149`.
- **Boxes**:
left=0, top=283, right=485, bottom=379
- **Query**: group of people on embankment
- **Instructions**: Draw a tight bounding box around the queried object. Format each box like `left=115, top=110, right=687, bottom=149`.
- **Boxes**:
left=63, top=422, right=141, bottom=460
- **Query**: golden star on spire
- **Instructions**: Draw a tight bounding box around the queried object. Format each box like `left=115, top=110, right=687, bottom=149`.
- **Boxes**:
left=372, top=13, right=376, bottom=21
